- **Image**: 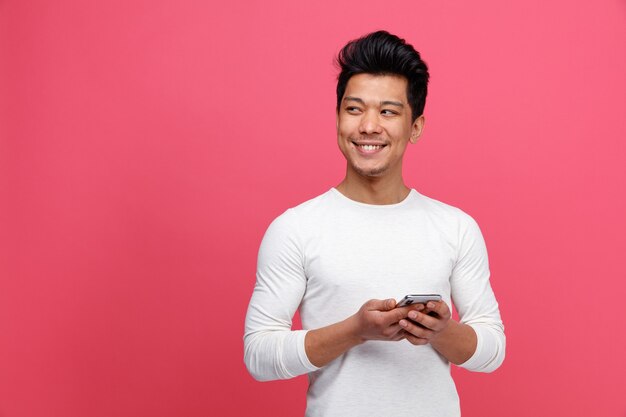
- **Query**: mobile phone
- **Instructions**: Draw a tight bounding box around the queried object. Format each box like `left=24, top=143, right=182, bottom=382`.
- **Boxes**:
left=396, top=294, right=442, bottom=307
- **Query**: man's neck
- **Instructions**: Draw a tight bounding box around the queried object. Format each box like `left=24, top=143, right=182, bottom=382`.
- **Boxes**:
left=335, top=173, right=411, bottom=205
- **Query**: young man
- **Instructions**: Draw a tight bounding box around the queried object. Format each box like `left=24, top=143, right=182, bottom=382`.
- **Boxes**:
left=244, top=31, right=505, bottom=417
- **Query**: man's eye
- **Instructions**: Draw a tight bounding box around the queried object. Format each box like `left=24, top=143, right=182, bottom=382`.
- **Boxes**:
left=346, top=107, right=361, bottom=113
left=381, top=109, right=398, bottom=116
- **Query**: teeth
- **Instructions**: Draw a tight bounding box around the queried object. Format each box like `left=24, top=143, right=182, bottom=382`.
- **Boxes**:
left=359, top=145, right=383, bottom=151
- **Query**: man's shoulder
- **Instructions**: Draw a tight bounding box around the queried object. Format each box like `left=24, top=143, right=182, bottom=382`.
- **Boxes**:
left=277, top=188, right=343, bottom=222
left=266, top=189, right=336, bottom=230
left=289, top=188, right=336, bottom=212
left=411, top=190, right=480, bottom=229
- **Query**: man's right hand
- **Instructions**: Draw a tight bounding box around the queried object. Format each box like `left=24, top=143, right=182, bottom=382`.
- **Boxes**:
left=305, top=298, right=423, bottom=367
left=352, top=298, right=424, bottom=342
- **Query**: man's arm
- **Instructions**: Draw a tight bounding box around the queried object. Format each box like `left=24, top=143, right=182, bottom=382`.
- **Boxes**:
left=392, top=214, right=505, bottom=371
left=244, top=210, right=315, bottom=381
left=430, top=318, right=477, bottom=364
left=448, top=216, right=505, bottom=373
left=395, top=215, right=506, bottom=372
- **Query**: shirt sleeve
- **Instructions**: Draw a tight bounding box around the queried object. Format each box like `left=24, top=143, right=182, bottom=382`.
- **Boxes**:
left=243, top=209, right=319, bottom=381
left=450, top=215, right=506, bottom=373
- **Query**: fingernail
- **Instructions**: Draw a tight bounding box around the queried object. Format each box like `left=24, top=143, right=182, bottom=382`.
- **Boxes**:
left=409, top=311, right=417, bottom=320
left=399, top=320, right=407, bottom=327
left=416, top=304, right=424, bottom=310
left=427, top=302, right=435, bottom=309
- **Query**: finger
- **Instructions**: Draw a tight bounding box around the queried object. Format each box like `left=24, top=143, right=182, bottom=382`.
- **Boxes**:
left=385, top=324, right=406, bottom=340
left=384, top=298, right=398, bottom=311
left=394, top=331, right=407, bottom=341
left=404, top=332, right=430, bottom=346
left=387, top=304, right=424, bottom=323
left=375, top=304, right=420, bottom=328
left=398, top=318, right=435, bottom=339
left=365, top=298, right=396, bottom=312
left=426, top=300, right=451, bottom=320
left=406, top=310, right=440, bottom=331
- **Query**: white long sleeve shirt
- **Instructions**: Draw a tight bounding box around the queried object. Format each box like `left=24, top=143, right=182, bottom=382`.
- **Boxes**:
left=244, top=188, right=505, bottom=417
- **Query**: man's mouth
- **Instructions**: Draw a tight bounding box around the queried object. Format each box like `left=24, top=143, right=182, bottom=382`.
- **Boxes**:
left=353, top=142, right=387, bottom=154
left=358, top=144, right=384, bottom=151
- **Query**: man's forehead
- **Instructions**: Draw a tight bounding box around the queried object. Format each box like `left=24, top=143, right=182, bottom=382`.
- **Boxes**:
left=343, top=73, right=409, bottom=104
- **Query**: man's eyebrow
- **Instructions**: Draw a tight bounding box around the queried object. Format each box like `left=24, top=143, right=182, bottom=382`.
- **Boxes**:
left=342, top=96, right=405, bottom=108
left=381, top=100, right=404, bottom=108
left=343, top=96, right=365, bottom=104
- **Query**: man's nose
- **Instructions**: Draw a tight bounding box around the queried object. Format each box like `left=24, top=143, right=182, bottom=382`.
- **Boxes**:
left=359, top=111, right=382, bottom=134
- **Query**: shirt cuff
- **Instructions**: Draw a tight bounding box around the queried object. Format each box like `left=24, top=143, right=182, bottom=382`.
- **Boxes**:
left=284, top=329, right=320, bottom=376
left=457, top=325, right=505, bottom=373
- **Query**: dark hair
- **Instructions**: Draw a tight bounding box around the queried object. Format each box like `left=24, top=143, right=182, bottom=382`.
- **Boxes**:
left=336, top=30, right=429, bottom=121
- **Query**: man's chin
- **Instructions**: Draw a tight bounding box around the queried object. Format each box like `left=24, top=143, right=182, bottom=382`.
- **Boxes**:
left=352, top=164, right=388, bottom=178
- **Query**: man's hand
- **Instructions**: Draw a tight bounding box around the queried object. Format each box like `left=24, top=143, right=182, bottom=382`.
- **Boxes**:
left=397, top=300, right=478, bottom=365
left=398, top=300, right=451, bottom=346
left=352, top=298, right=425, bottom=342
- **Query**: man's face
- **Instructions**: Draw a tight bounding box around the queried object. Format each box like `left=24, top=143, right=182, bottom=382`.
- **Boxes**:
left=337, top=73, right=424, bottom=180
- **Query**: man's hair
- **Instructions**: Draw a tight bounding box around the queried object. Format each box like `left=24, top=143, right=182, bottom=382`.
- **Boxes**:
left=336, top=30, right=430, bottom=122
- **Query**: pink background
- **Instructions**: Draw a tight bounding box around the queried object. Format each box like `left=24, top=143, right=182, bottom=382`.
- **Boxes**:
left=1, top=1, right=625, bottom=416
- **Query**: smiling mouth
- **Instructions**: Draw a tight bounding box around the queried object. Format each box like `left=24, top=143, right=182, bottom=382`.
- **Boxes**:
left=353, top=142, right=387, bottom=153
left=358, top=144, right=384, bottom=151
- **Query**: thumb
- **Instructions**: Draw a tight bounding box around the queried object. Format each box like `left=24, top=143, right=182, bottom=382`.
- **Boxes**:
left=365, top=298, right=397, bottom=311
left=381, top=298, right=397, bottom=311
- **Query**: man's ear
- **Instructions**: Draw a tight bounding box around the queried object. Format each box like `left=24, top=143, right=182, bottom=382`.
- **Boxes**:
left=410, top=115, right=425, bottom=144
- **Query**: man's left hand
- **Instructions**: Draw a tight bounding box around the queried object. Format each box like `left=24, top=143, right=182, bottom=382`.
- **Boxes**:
left=398, top=300, right=451, bottom=346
